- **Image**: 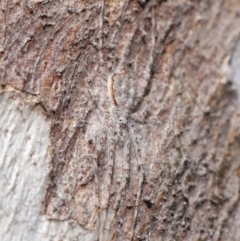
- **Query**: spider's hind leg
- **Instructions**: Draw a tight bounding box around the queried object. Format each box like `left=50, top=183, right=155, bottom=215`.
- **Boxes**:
left=129, top=121, right=145, bottom=240
left=99, top=120, right=116, bottom=241
left=104, top=126, right=131, bottom=241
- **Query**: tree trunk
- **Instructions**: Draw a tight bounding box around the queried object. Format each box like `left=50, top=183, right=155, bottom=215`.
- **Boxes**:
left=1, top=0, right=240, bottom=240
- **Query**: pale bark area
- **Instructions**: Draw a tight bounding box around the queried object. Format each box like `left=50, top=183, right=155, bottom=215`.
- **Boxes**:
left=1, top=0, right=240, bottom=241
left=0, top=90, right=95, bottom=241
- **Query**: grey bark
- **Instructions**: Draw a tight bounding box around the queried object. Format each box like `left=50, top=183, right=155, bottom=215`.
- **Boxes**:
left=1, top=0, right=240, bottom=240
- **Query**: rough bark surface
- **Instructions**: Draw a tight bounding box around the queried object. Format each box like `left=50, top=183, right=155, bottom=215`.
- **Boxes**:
left=1, top=0, right=240, bottom=240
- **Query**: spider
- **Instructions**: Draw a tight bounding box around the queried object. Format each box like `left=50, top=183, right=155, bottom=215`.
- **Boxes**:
left=85, top=71, right=148, bottom=241
left=82, top=1, right=156, bottom=239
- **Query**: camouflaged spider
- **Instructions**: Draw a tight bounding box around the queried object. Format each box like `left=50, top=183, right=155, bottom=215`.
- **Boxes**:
left=89, top=71, right=147, bottom=241
left=93, top=2, right=155, bottom=240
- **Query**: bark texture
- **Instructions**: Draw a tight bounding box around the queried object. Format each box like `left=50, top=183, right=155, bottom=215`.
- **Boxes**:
left=1, top=0, right=240, bottom=240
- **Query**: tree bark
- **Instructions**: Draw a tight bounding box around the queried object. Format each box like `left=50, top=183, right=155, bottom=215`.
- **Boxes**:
left=1, top=0, right=240, bottom=240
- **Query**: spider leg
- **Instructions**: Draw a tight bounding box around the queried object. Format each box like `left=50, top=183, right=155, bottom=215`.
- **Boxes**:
left=114, top=127, right=131, bottom=209
left=121, top=130, right=131, bottom=193
left=88, top=121, right=108, bottom=241
left=105, top=127, right=131, bottom=241
left=129, top=122, right=145, bottom=241
left=99, top=121, right=115, bottom=241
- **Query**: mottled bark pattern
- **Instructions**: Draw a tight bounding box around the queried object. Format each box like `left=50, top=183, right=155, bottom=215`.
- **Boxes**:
left=1, top=0, right=240, bottom=240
